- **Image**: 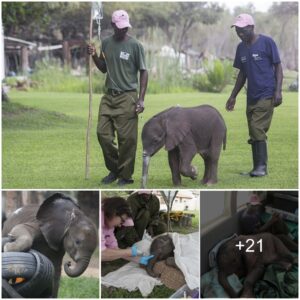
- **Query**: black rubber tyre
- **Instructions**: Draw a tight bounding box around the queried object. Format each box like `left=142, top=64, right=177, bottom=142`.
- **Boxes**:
left=2, top=250, right=54, bottom=298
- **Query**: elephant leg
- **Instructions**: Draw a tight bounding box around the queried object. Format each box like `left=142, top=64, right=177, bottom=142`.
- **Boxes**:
left=276, top=234, right=298, bottom=252
left=241, top=264, right=265, bottom=298
left=272, top=236, right=295, bottom=269
left=200, top=154, right=210, bottom=184
left=206, top=158, right=219, bottom=185
left=4, top=224, right=34, bottom=252
left=178, top=148, right=197, bottom=179
left=168, top=147, right=181, bottom=186
left=204, top=143, right=222, bottom=185
left=146, top=254, right=159, bottom=277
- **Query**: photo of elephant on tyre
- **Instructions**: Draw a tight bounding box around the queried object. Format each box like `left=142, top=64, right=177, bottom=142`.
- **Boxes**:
left=201, top=190, right=298, bottom=298
left=141, top=105, right=226, bottom=188
left=101, top=190, right=200, bottom=298
left=2, top=191, right=99, bottom=298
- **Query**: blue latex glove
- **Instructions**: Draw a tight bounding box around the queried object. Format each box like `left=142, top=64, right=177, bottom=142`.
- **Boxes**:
left=139, top=255, right=155, bottom=266
left=131, top=244, right=143, bottom=257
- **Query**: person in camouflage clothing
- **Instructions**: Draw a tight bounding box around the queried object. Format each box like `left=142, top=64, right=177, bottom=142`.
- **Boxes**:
left=115, top=191, right=167, bottom=248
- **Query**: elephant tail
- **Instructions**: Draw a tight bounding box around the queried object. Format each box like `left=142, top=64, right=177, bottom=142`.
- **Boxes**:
left=223, top=129, right=227, bottom=151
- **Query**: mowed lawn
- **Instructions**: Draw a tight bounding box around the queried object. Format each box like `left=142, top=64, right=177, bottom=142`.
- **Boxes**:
left=2, top=90, right=298, bottom=189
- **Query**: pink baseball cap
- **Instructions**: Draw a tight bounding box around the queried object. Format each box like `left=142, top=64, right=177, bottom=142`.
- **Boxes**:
left=112, top=10, right=132, bottom=29
left=231, top=14, right=255, bottom=28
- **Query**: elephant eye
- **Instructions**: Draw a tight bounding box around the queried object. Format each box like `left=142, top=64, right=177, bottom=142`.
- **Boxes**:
left=75, top=239, right=81, bottom=245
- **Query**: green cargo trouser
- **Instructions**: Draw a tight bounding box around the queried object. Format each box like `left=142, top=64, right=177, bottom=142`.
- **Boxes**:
left=114, top=226, right=139, bottom=249
left=97, top=91, right=138, bottom=180
left=246, top=98, right=274, bottom=141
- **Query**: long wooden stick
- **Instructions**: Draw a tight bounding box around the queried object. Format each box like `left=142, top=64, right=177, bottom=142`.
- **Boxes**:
left=85, top=8, right=93, bottom=180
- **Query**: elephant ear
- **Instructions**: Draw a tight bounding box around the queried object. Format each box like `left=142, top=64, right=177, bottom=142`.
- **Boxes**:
left=36, top=193, right=80, bottom=251
left=164, top=108, right=191, bottom=151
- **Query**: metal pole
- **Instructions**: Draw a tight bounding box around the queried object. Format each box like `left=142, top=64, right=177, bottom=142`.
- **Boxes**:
left=85, top=8, right=93, bottom=179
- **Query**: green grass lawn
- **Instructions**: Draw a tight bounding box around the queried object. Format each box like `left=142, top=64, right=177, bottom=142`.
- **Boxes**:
left=2, top=90, right=298, bottom=189
left=58, top=276, right=99, bottom=298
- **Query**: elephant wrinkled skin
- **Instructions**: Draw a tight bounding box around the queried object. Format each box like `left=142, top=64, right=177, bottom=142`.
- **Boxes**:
left=141, top=105, right=226, bottom=187
left=146, top=234, right=175, bottom=277
left=2, top=193, right=98, bottom=297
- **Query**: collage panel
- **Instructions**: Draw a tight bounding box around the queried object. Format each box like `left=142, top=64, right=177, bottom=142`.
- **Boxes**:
left=1, top=0, right=299, bottom=299
left=1, top=2, right=298, bottom=190
left=200, top=190, right=298, bottom=298
left=100, top=190, right=200, bottom=298
left=2, top=191, right=99, bottom=298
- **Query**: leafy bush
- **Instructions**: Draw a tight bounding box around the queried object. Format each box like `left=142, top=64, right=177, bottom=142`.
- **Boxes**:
left=192, top=59, right=233, bottom=93
left=30, top=58, right=106, bottom=93
left=146, top=53, right=194, bottom=94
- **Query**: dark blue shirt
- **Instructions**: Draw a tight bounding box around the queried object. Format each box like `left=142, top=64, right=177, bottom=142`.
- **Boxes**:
left=233, top=34, right=281, bottom=105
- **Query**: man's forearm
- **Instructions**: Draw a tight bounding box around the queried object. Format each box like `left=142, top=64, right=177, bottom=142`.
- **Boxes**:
left=274, top=63, right=283, bottom=92
left=139, top=69, right=148, bottom=100
left=230, top=71, right=246, bottom=98
left=92, top=54, right=107, bottom=73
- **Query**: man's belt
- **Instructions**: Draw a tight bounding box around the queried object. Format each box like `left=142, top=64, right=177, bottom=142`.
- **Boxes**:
left=107, top=89, right=137, bottom=96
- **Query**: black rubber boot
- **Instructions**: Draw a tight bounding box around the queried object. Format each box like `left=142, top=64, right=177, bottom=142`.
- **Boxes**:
left=250, top=141, right=268, bottom=177
left=240, top=142, right=256, bottom=176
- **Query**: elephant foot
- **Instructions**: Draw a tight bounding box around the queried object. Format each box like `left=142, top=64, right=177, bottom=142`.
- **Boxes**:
left=201, top=177, right=217, bottom=186
left=180, top=165, right=198, bottom=179
left=206, top=180, right=217, bottom=186
left=204, top=179, right=217, bottom=186
left=172, top=177, right=182, bottom=186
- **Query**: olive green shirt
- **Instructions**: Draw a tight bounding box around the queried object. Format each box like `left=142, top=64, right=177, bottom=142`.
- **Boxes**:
left=101, top=35, right=147, bottom=92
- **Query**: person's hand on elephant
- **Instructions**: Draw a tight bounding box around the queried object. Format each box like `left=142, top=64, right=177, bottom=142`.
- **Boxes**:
left=139, top=254, right=155, bottom=266
left=135, top=99, right=144, bottom=114
left=131, top=244, right=143, bottom=257
left=226, top=97, right=236, bottom=111
left=87, top=43, right=96, bottom=56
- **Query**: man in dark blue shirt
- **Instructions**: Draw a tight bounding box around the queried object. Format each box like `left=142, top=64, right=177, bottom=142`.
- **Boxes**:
left=226, top=13, right=283, bottom=177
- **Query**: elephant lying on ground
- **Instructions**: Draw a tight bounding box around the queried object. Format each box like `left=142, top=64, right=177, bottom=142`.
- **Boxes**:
left=217, top=232, right=296, bottom=298
left=141, top=105, right=226, bottom=188
left=2, top=193, right=98, bottom=298
left=146, top=234, right=175, bottom=277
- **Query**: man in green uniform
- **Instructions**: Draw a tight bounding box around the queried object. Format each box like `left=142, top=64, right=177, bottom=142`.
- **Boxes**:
left=115, top=191, right=167, bottom=248
left=88, top=10, right=148, bottom=186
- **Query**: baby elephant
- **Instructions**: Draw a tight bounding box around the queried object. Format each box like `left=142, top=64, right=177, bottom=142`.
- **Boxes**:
left=141, top=105, right=226, bottom=188
left=217, top=232, right=296, bottom=298
left=146, top=234, right=175, bottom=277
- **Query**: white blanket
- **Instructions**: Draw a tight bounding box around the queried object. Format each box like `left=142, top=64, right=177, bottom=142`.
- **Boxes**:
left=101, top=232, right=200, bottom=297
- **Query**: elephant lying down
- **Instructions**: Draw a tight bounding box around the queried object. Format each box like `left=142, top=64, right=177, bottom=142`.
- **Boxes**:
left=141, top=105, right=226, bottom=188
left=217, top=232, right=297, bottom=298
left=146, top=234, right=175, bottom=277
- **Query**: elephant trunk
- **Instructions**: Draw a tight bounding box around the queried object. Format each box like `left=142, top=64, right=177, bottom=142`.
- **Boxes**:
left=141, top=152, right=151, bottom=188
left=64, top=256, right=91, bottom=277
left=146, top=254, right=158, bottom=277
